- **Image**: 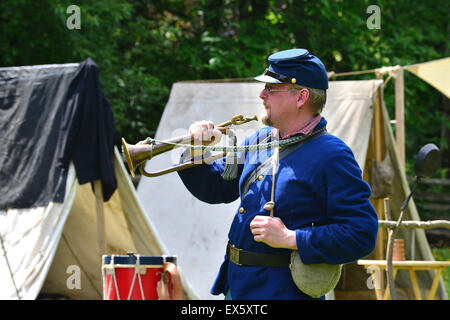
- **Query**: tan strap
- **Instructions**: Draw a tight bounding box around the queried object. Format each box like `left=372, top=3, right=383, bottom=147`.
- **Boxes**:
left=156, top=262, right=184, bottom=300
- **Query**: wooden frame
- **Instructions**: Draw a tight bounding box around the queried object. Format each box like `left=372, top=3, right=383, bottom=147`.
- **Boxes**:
left=358, top=260, right=450, bottom=300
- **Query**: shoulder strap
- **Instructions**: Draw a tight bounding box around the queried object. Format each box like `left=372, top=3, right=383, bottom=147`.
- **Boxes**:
left=241, top=129, right=328, bottom=198
left=279, top=128, right=328, bottom=160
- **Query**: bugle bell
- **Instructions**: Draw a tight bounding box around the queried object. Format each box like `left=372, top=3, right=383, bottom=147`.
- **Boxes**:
left=122, top=114, right=258, bottom=178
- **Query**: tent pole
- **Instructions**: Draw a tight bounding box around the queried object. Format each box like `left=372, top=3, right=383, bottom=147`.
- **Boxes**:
left=373, top=75, right=386, bottom=294
left=394, top=67, right=406, bottom=169
left=94, top=180, right=106, bottom=256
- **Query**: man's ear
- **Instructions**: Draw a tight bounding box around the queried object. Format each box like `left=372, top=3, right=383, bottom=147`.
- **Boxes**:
left=297, top=88, right=310, bottom=109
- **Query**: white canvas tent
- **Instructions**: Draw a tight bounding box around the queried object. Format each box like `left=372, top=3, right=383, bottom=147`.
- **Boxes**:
left=0, top=63, right=198, bottom=300
left=405, top=57, right=450, bottom=99
left=137, top=80, right=447, bottom=300
left=40, top=148, right=199, bottom=299
left=0, top=147, right=199, bottom=300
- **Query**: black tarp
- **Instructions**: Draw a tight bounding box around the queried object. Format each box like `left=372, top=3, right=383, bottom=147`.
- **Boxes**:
left=0, top=58, right=116, bottom=210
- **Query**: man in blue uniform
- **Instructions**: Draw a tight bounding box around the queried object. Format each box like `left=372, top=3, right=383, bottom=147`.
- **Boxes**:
left=178, top=49, right=378, bottom=299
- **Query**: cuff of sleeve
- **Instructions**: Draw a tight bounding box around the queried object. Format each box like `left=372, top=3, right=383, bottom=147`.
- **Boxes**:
left=295, top=227, right=314, bottom=265
left=180, top=149, right=191, bottom=163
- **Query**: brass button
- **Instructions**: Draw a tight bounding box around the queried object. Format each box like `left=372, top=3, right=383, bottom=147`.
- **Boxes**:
left=239, top=207, right=245, bottom=213
left=258, top=175, right=263, bottom=181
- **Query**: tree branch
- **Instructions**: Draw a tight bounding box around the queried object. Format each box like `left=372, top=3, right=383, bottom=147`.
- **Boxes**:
left=378, top=220, right=450, bottom=230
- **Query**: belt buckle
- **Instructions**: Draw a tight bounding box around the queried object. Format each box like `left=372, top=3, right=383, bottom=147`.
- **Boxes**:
left=229, top=244, right=242, bottom=266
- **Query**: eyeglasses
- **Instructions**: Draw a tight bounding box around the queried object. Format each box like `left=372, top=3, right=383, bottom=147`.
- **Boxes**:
left=264, top=84, right=298, bottom=93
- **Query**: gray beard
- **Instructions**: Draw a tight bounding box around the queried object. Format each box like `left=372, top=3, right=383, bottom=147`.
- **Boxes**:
left=260, top=112, right=272, bottom=126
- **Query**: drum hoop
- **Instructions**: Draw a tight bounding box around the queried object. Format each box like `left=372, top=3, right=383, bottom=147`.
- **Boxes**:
left=103, top=264, right=166, bottom=269
left=102, top=255, right=177, bottom=266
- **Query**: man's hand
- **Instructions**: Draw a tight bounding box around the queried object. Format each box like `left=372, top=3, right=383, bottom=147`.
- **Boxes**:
left=250, top=215, right=298, bottom=250
left=188, top=120, right=222, bottom=146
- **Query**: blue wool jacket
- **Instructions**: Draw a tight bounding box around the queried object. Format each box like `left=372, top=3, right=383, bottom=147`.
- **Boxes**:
left=177, top=118, right=378, bottom=300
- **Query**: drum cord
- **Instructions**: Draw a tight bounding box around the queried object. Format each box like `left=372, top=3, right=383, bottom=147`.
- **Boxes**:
left=127, top=255, right=146, bottom=300
left=104, top=265, right=121, bottom=300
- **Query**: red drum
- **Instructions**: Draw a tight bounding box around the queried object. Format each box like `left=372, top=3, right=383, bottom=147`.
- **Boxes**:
left=102, top=255, right=182, bottom=300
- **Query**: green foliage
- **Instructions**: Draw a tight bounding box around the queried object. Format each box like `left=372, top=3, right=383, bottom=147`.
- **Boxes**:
left=0, top=0, right=448, bottom=177
left=432, top=248, right=450, bottom=298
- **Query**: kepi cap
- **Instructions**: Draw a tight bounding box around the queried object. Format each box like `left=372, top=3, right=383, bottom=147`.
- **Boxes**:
left=254, top=48, right=328, bottom=89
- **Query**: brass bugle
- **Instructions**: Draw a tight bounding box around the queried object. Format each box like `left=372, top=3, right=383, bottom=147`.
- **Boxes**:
left=121, top=114, right=258, bottom=177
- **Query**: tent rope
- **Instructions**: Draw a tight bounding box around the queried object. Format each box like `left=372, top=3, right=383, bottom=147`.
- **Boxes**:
left=0, top=234, right=22, bottom=299
left=330, top=65, right=402, bottom=79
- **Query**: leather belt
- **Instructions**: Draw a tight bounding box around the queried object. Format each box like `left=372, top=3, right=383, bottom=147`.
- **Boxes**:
left=227, top=243, right=290, bottom=267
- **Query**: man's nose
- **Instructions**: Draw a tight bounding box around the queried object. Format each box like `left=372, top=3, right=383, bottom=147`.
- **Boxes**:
left=259, top=87, right=268, bottom=100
